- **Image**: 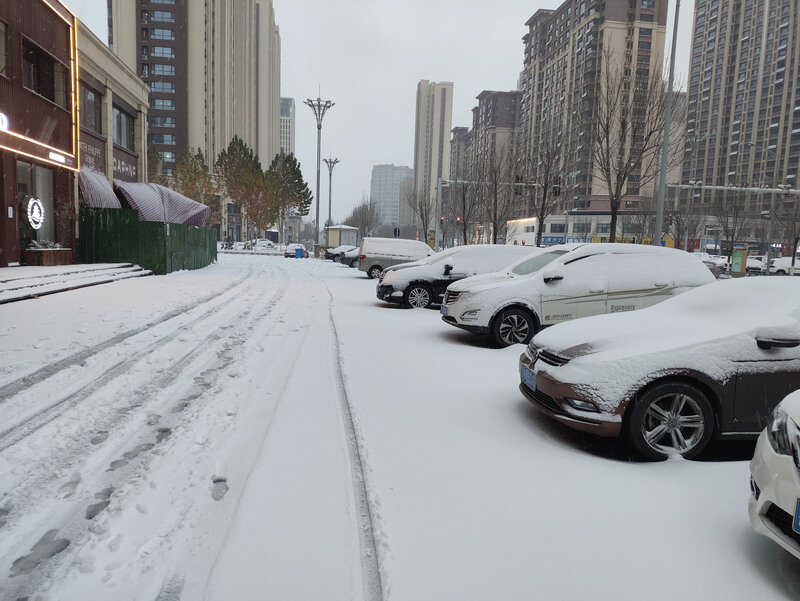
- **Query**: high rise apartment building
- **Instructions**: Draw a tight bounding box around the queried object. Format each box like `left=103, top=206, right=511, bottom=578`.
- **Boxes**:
left=370, top=165, right=414, bottom=226
left=519, top=0, right=667, bottom=217
left=109, top=0, right=281, bottom=176
left=280, top=97, right=295, bottom=155
left=413, top=80, right=453, bottom=216
left=683, top=0, right=799, bottom=214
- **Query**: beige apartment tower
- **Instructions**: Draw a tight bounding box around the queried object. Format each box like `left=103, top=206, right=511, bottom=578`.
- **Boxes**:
left=109, top=0, right=281, bottom=177
left=413, top=80, right=453, bottom=227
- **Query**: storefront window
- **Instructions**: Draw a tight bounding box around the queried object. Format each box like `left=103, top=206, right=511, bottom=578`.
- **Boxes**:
left=22, top=40, right=68, bottom=109
left=80, top=83, right=103, bottom=134
left=0, top=21, right=7, bottom=77
left=113, top=105, right=135, bottom=151
left=16, top=161, right=55, bottom=245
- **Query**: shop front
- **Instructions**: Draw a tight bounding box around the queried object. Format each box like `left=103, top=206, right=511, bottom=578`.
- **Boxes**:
left=0, top=0, right=79, bottom=267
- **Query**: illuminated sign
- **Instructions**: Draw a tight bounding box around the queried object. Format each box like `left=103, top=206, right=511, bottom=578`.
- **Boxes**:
left=0, top=113, right=8, bottom=131
left=27, top=198, right=45, bottom=230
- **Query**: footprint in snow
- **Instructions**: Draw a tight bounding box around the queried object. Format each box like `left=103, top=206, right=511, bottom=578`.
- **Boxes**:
left=156, top=428, right=172, bottom=443
left=91, top=431, right=109, bottom=445
left=0, top=506, right=9, bottom=529
left=85, top=487, right=114, bottom=520
left=211, top=477, right=229, bottom=501
left=146, top=413, right=161, bottom=426
left=10, top=529, right=70, bottom=575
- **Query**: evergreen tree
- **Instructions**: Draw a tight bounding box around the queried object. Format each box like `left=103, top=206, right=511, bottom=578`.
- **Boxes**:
left=170, top=148, right=220, bottom=224
left=267, top=150, right=313, bottom=242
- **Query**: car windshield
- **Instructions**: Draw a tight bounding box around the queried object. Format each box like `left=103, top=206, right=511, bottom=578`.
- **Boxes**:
left=511, top=250, right=568, bottom=276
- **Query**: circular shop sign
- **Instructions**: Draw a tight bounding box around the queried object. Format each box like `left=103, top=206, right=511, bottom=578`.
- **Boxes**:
left=27, top=197, right=45, bottom=230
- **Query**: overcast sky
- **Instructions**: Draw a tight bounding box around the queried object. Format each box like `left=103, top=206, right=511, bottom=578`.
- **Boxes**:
left=66, top=0, right=695, bottom=222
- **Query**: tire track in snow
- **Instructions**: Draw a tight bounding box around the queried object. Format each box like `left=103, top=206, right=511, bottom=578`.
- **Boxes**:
left=320, top=272, right=384, bottom=601
left=0, top=264, right=254, bottom=399
left=0, top=266, right=271, bottom=452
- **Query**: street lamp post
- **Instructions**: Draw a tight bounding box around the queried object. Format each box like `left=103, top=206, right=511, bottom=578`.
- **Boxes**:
left=304, top=97, right=335, bottom=250
left=323, top=157, right=340, bottom=246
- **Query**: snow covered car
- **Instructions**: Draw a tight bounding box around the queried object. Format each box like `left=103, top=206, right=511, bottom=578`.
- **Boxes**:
left=341, top=246, right=360, bottom=267
left=358, top=237, right=434, bottom=279
left=284, top=243, right=308, bottom=258
left=377, top=244, right=544, bottom=308
left=325, top=244, right=357, bottom=261
left=520, top=277, right=800, bottom=460
left=442, top=243, right=714, bottom=347
left=769, top=256, right=799, bottom=275
left=749, top=391, right=800, bottom=561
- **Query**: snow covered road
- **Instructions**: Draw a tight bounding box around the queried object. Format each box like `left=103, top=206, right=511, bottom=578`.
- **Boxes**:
left=1, top=254, right=799, bottom=600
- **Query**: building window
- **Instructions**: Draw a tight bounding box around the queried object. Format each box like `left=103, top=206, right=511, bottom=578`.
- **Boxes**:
left=151, top=80, right=175, bottom=93
left=22, top=40, right=69, bottom=108
left=80, top=83, right=102, bottom=134
left=113, top=105, right=135, bottom=151
left=151, top=64, right=175, bottom=76
left=159, top=151, right=175, bottom=163
left=152, top=10, right=174, bottom=22
left=150, top=116, right=175, bottom=128
left=152, top=0, right=175, bottom=3
left=151, top=133, right=176, bottom=145
left=151, top=28, right=174, bottom=40
left=151, top=98, right=175, bottom=110
left=0, top=21, right=6, bottom=77
left=151, top=46, right=174, bottom=58
left=549, top=223, right=566, bottom=233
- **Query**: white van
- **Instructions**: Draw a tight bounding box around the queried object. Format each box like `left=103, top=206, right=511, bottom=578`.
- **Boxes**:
left=441, top=243, right=715, bottom=346
left=358, top=237, right=433, bottom=279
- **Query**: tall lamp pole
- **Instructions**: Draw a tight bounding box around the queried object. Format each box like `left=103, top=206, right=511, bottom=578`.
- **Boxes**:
left=304, top=96, right=334, bottom=250
left=654, top=0, right=681, bottom=246
left=323, top=157, right=340, bottom=245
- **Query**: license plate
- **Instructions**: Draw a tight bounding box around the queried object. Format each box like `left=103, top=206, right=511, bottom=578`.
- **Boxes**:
left=794, top=499, right=800, bottom=534
left=440, top=305, right=447, bottom=315
left=520, top=364, right=537, bottom=391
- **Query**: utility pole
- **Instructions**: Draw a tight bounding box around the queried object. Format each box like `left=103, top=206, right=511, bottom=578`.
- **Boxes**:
left=304, top=96, right=334, bottom=251
left=654, top=0, right=681, bottom=246
left=323, top=157, right=340, bottom=246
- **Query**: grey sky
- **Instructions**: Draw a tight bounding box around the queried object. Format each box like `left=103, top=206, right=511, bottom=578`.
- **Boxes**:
left=66, top=0, right=695, bottom=222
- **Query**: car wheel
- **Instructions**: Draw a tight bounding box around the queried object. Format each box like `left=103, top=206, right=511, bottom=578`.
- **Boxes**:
left=777, top=270, right=787, bottom=275
left=367, top=265, right=382, bottom=279
left=626, top=381, right=714, bottom=461
left=404, top=284, right=432, bottom=309
left=491, top=308, right=536, bottom=347
left=349, top=259, right=358, bottom=268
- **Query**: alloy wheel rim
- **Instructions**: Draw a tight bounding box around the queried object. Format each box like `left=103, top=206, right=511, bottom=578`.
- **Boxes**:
left=370, top=268, right=381, bottom=278
left=641, top=393, right=705, bottom=456
left=499, top=314, right=529, bottom=344
left=408, top=288, right=430, bottom=308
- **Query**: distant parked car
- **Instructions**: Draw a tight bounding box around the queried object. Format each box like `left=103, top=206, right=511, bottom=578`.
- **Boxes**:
left=341, top=246, right=360, bottom=267
left=284, top=243, right=308, bottom=258
left=442, top=243, right=714, bottom=347
left=750, top=391, right=800, bottom=561
left=254, top=239, right=276, bottom=251
left=377, top=244, right=543, bottom=308
left=520, top=277, right=800, bottom=460
left=769, top=256, right=800, bottom=275
left=325, top=244, right=357, bottom=261
left=358, top=237, right=433, bottom=279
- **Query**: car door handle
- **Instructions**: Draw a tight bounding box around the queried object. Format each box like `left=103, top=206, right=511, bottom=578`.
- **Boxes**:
left=589, top=289, right=605, bottom=294
left=654, top=282, right=669, bottom=287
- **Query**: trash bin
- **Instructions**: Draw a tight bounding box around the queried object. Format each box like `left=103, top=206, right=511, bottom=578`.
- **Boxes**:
left=295, top=247, right=304, bottom=259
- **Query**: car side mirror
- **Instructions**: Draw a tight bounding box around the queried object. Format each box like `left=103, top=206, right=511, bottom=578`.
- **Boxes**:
left=444, top=263, right=454, bottom=276
left=755, top=326, right=800, bottom=350
left=542, top=269, right=564, bottom=283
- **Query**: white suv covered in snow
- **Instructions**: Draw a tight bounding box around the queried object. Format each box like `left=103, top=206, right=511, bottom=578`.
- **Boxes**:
left=440, top=243, right=715, bottom=347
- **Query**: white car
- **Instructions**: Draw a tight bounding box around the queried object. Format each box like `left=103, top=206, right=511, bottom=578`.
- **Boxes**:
left=750, top=391, right=800, bottom=562
left=441, top=243, right=716, bottom=347
left=769, top=256, right=800, bottom=275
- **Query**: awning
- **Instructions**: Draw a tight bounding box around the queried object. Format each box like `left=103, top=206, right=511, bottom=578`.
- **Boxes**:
left=78, top=168, right=122, bottom=209
left=113, top=181, right=210, bottom=226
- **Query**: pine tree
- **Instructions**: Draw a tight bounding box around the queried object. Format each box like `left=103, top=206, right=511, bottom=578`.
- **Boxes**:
left=267, top=150, right=313, bottom=242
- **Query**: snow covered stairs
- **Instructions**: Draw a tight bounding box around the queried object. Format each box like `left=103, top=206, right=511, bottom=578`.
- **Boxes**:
left=0, top=263, right=153, bottom=304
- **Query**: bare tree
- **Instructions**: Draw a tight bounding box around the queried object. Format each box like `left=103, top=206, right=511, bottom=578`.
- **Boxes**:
left=344, top=194, right=381, bottom=239
left=479, top=145, right=517, bottom=244
left=448, top=161, right=481, bottom=245
left=587, top=51, right=679, bottom=242
left=406, top=184, right=435, bottom=243
left=524, top=129, right=568, bottom=246
left=776, top=193, right=800, bottom=268
left=710, top=189, right=753, bottom=260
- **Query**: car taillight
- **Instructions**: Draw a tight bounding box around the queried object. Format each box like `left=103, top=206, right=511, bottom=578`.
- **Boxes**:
left=360, top=254, right=366, bottom=260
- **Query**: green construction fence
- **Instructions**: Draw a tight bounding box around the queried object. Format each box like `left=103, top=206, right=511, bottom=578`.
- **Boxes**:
left=78, top=207, right=217, bottom=275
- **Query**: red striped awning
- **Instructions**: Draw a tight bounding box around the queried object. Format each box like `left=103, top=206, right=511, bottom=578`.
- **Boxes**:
left=113, top=181, right=210, bottom=226
left=78, top=168, right=123, bottom=209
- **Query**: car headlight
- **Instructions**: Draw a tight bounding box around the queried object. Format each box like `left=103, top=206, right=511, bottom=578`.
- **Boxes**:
left=767, top=408, right=796, bottom=456
left=460, top=309, right=480, bottom=322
